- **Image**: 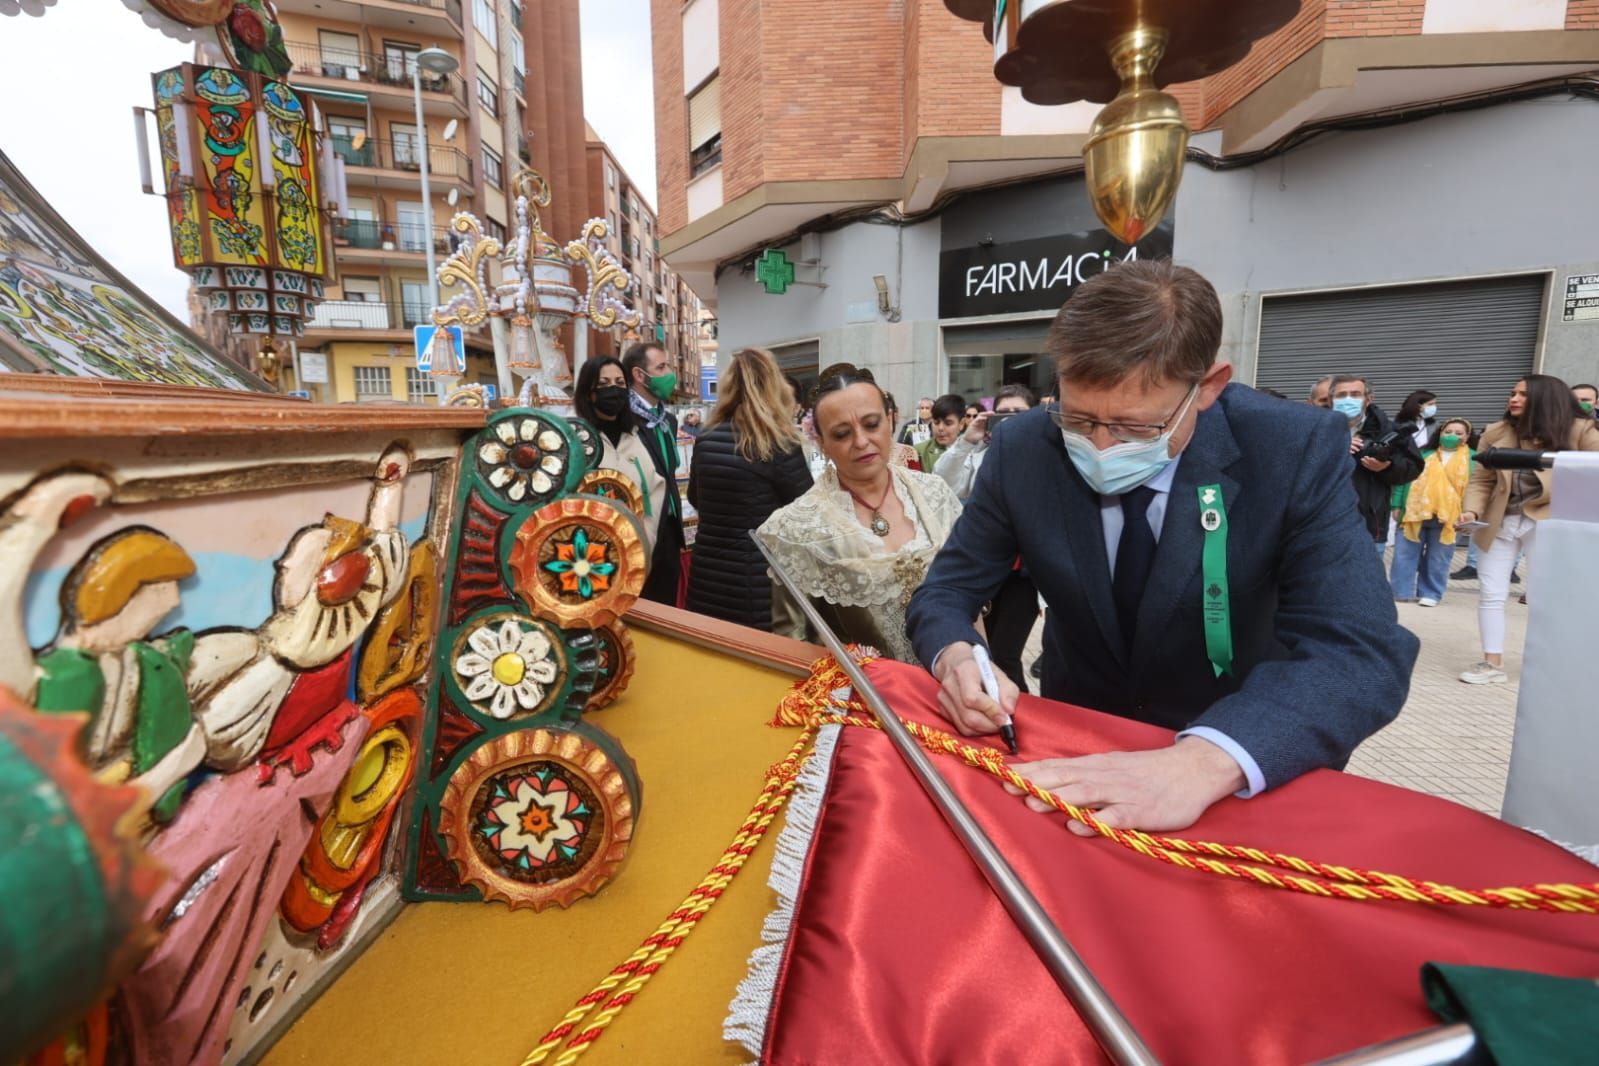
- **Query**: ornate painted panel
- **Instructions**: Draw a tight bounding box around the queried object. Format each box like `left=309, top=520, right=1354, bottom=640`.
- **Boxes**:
left=1, top=424, right=456, bottom=1066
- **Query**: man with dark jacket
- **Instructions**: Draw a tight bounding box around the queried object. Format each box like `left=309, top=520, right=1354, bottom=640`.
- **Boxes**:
left=623, top=341, right=684, bottom=604
left=906, top=261, right=1417, bottom=834
left=1327, top=375, right=1424, bottom=547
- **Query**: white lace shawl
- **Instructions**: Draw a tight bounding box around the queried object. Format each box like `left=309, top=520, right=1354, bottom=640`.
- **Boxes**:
left=755, top=464, right=962, bottom=656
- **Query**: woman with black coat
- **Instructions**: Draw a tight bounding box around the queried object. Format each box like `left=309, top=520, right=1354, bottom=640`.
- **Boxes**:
left=687, top=347, right=814, bottom=630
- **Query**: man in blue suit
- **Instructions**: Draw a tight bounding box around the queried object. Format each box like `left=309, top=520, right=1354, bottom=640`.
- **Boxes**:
left=906, top=259, right=1417, bottom=834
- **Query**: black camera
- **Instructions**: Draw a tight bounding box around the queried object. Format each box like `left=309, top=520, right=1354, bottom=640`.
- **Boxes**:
left=1355, top=429, right=1402, bottom=462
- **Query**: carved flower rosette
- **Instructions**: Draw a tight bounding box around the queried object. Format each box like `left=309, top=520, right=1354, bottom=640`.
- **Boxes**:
left=449, top=611, right=570, bottom=721
left=584, top=621, right=636, bottom=711
left=472, top=410, right=585, bottom=512
left=577, top=469, right=646, bottom=526
left=507, top=497, right=648, bottom=628
left=437, top=728, right=634, bottom=911
left=565, top=415, right=603, bottom=472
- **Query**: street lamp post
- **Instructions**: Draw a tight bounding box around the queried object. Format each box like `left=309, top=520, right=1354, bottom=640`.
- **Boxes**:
left=413, top=45, right=460, bottom=402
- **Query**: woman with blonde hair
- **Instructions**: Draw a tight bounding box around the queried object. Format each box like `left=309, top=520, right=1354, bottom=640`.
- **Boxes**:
left=686, top=347, right=814, bottom=629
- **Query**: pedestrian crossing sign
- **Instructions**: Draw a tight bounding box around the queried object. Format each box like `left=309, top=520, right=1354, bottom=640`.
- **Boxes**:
left=415, top=324, right=465, bottom=376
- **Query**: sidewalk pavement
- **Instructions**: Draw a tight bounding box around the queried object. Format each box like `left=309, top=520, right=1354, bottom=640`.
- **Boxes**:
left=1346, top=567, right=1521, bottom=815
left=1019, top=560, right=1523, bottom=816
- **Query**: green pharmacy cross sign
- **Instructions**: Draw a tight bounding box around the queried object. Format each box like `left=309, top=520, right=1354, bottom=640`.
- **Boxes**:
left=755, top=248, right=796, bottom=295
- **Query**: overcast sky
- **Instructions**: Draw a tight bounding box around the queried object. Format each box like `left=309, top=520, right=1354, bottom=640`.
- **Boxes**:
left=0, top=1, right=656, bottom=322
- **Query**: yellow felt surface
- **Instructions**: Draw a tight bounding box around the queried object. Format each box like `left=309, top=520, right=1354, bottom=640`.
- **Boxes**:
left=262, top=630, right=803, bottom=1066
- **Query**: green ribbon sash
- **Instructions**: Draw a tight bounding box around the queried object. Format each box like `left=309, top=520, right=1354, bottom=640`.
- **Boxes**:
left=1197, top=484, right=1233, bottom=678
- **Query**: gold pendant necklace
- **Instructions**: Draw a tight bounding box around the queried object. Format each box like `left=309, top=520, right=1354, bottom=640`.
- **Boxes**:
left=844, top=479, right=894, bottom=538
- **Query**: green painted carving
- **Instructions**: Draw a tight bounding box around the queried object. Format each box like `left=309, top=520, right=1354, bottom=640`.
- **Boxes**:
left=129, top=632, right=195, bottom=823
left=33, top=647, right=105, bottom=716
left=0, top=697, right=161, bottom=1060
left=404, top=408, right=644, bottom=905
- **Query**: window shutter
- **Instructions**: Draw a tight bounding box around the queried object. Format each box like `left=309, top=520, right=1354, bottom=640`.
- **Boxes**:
left=1254, top=275, right=1545, bottom=429
left=688, top=75, right=721, bottom=151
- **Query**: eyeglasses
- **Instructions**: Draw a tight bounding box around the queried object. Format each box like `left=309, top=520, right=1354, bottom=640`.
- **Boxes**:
left=1049, top=384, right=1199, bottom=444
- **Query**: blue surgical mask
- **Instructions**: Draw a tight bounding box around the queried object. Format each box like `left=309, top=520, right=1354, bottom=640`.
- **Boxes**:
left=1059, top=387, right=1196, bottom=495
left=1422, top=403, right=1438, bottom=419
left=1332, top=396, right=1365, bottom=421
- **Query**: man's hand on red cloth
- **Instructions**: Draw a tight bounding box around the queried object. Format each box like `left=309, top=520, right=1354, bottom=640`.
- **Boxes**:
left=1004, top=736, right=1246, bottom=835
left=932, top=641, right=1019, bottom=735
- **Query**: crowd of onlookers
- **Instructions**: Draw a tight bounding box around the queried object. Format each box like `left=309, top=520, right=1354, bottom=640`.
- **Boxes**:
left=1300, top=372, right=1599, bottom=685
left=577, top=338, right=1599, bottom=691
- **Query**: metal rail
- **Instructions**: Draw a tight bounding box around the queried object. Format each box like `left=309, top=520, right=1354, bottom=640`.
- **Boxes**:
left=1314, top=1024, right=1484, bottom=1066
left=754, top=534, right=1160, bottom=1066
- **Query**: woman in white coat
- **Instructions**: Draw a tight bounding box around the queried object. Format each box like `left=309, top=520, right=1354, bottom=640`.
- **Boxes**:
left=574, top=356, right=667, bottom=548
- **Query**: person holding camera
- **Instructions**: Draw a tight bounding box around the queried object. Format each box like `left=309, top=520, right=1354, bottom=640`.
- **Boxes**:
left=1327, top=374, right=1423, bottom=551
left=933, top=383, right=1037, bottom=501
left=1456, top=375, right=1599, bottom=685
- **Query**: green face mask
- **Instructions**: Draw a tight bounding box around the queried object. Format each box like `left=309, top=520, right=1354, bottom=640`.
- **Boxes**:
left=647, top=372, right=677, bottom=403
left=1582, top=400, right=1596, bottom=414
left=1440, top=434, right=1462, bottom=450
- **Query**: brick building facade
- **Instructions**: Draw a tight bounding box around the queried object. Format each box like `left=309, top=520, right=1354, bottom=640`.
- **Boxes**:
left=583, top=125, right=703, bottom=403
left=653, top=0, right=1599, bottom=411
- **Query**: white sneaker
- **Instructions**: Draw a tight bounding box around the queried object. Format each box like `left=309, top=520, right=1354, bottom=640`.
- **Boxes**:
left=1418, top=598, right=1439, bottom=607
left=1459, top=661, right=1508, bottom=685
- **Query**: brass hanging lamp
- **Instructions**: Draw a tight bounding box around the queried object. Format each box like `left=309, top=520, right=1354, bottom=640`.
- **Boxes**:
left=948, top=0, right=1301, bottom=243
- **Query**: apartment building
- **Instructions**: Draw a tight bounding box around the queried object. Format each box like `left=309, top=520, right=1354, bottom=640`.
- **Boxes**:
left=585, top=123, right=702, bottom=401
left=654, top=0, right=1599, bottom=426
left=242, top=0, right=586, bottom=403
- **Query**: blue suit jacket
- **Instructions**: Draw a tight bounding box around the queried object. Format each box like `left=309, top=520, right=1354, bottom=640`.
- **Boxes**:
left=906, top=383, right=1419, bottom=789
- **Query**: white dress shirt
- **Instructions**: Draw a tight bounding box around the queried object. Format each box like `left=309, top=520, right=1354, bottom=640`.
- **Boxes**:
left=1099, top=454, right=1266, bottom=798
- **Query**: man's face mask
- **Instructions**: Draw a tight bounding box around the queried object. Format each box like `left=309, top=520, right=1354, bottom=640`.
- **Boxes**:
left=1332, top=395, right=1365, bottom=421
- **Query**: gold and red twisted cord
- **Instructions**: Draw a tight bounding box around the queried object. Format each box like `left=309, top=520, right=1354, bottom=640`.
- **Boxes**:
left=520, top=657, right=1599, bottom=1065
left=519, top=730, right=815, bottom=1066
left=771, top=653, right=1599, bottom=915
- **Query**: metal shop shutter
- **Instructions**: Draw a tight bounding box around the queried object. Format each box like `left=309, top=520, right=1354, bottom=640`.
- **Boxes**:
left=1254, top=274, right=1545, bottom=430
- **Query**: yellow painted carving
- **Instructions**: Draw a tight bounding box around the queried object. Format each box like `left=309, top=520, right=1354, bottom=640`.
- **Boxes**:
left=72, top=530, right=196, bottom=627
left=321, top=723, right=413, bottom=868
left=356, top=540, right=438, bottom=703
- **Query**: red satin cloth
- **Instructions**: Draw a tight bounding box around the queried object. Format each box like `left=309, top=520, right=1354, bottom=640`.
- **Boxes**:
left=762, top=661, right=1599, bottom=1065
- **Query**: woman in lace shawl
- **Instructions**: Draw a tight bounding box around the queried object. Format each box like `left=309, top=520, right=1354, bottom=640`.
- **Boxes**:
left=756, top=368, right=963, bottom=663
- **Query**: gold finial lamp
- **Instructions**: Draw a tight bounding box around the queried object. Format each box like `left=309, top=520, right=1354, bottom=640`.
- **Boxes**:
left=947, top=0, right=1301, bottom=243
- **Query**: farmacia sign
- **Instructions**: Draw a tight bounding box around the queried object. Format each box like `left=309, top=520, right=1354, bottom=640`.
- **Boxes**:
left=938, top=221, right=1174, bottom=318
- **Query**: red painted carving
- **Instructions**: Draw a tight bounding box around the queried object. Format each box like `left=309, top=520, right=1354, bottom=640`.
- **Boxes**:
left=412, top=807, right=462, bottom=894
left=450, top=492, right=508, bottom=624
left=429, top=695, right=484, bottom=780
left=315, top=552, right=372, bottom=606
left=256, top=650, right=359, bottom=783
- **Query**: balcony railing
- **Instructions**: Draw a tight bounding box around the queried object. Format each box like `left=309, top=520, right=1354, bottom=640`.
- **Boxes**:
left=333, top=219, right=455, bottom=255
left=285, top=40, right=466, bottom=106
left=305, top=300, right=436, bottom=331
left=330, top=135, right=474, bottom=182
left=389, top=0, right=462, bottom=16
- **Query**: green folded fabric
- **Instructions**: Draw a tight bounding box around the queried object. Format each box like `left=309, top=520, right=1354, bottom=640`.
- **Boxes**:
left=1422, top=962, right=1599, bottom=1065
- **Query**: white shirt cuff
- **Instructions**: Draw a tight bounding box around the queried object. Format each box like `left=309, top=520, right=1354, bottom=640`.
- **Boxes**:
left=1176, top=726, right=1266, bottom=798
